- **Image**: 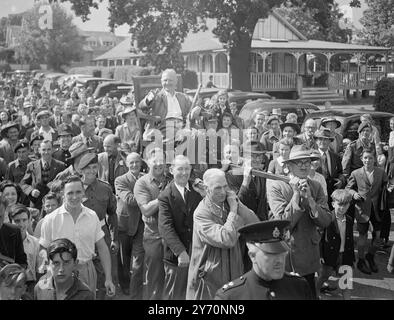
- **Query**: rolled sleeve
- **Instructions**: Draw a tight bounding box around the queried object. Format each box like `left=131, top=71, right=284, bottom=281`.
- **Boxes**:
left=39, top=217, right=51, bottom=249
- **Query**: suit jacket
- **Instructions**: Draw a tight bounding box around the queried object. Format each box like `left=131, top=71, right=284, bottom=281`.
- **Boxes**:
left=72, top=134, right=103, bottom=154
left=316, top=149, right=346, bottom=198
left=0, top=223, right=27, bottom=267
left=115, top=171, right=144, bottom=236
left=158, top=181, right=202, bottom=266
left=97, top=152, right=128, bottom=188
left=139, top=88, right=192, bottom=128
left=268, top=179, right=332, bottom=276
left=21, top=158, right=66, bottom=204
left=346, top=166, right=388, bottom=222
left=226, top=170, right=268, bottom=221
left=320, top=214, right=355, bottom=268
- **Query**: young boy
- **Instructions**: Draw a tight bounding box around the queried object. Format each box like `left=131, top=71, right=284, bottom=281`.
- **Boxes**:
left=8, top=204, right=43, bottom=297
left=34, top=238, right=95, bottom=300
left=346, top=148, right=389, bottom=275
left=317, top=189, right=354, bottom=299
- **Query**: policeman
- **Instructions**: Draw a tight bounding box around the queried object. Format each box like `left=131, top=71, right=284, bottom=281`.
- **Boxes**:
left=215, top=220, right=313, bottom=300
left=52, top=124, right=73, bottom=167
left=78, top=152, right=118, bottom=300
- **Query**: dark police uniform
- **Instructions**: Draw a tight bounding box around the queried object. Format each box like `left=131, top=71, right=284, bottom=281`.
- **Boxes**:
left=53, top=148, right=71, bottom=167
left=214, top=220, right=313, bottom=300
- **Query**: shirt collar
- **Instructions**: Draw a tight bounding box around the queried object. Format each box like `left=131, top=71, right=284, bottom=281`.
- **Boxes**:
left=41, top=158, right=52, bottom=167
left=335, top=215, right=346, bottom=223
left=39, top=127, right=55, bottom=134
left=174, top=181, right=190, bottom=192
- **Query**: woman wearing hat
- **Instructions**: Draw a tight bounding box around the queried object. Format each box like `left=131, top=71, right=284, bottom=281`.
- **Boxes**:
left=271, top=122, right=302, bottom=160
left=321, top=117, right=343, bottom=155
left=115, top=106, right=141, bottom=154
left=268, top=145, right=332, bottom=299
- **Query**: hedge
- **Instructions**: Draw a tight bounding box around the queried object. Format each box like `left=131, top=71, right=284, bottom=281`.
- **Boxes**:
left=374, top=78, right=394, bottom=113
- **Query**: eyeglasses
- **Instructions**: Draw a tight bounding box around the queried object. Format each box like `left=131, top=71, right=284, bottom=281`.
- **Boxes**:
left=292, top=159, right=311, bottom=168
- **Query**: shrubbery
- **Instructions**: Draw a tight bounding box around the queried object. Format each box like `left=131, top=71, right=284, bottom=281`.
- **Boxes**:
left=374, top=78, right=394, bottom=113
left=182, top=69, right=198, bottom=89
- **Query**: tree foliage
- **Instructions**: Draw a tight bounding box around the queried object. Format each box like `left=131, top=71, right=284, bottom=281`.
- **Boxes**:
left=357, top=0, right=394, bottom=47
left=61, top=0, right=359, bottom=90
left=14, top=3, right=84, bottom=71
left=276, top=0, right=352, bottom=43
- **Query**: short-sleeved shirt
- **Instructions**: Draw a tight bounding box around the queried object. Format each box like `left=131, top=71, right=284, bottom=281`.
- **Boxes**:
left=39, top=204, right=104, bottom=262
left=134, top=173, right=170, bottom=240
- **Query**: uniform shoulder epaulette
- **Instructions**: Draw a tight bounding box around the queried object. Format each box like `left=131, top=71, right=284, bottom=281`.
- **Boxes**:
left=97, top=179, right=112, bottom=187
left=284, top=271, right=301, bottom=278
left=220, top=275, right=246, bottom=292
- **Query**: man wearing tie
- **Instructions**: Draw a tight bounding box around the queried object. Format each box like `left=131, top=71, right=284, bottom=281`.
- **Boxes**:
left=98, top=134, right=128, bottom=191
left=72, top=116, right=104, bottom=154
left=20, top=140, right=66, bottom=209
left=158, top=155, right=202, bottom=300
left=314, top=128, right=346, bottom=207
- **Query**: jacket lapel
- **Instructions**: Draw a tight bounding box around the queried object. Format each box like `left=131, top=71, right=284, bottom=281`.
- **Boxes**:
left=160, top=90, right=168, bottom=116
left=361, top=168, right=371, bottom=187
left=35, top=161, right=42, bottom=183
left=171, top=182, right=187, bottom=215
left=103, top=153, right=109, bottom=181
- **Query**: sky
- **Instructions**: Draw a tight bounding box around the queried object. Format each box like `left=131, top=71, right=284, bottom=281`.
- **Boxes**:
left=0, top=0, right=130, bottom=35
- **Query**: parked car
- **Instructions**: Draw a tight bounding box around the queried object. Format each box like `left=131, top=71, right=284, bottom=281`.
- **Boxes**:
left=93, top=81, right=133, bottom=101
left=75, top=77, right=113, bottom=92
left=239, top=99, right=319, bottom=128
left=302, top=107, right=394, bottom=142
left=185, top=88, right=271, bottom=110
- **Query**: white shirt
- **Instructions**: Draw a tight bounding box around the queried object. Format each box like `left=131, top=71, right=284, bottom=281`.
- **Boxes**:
left=174, top=182, right=190, bottom=202
left=23, top=233, right=41, bottom=281
left=39, top=127, right=56, bottom=141
left=39, top=204, right=105, bottom=262
left=165, top=91, right=182, bottom=120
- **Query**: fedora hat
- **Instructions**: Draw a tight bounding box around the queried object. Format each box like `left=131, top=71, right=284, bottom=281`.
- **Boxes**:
left=1, top=122, right=19, bottom=138
left=119, top=95, right=134, bottom=105
left=313, top=128, right=334, bottom=141
left=121, top=106, right=137, bottom=118
left=280, top=122, right=300, bottom=134
left=68, top=141, right=94, bottom=160
left=321, top=117, right=341, bottom=129
left=283, top=144, right=320, bottom=163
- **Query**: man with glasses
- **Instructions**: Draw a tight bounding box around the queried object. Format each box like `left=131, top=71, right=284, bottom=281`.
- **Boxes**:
left=268, top=145, right=332, bottom=299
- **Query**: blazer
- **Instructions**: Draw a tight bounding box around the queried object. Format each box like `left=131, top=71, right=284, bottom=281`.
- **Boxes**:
left=72, top=134, right=104, bottom=154
left=21, top=158, right=66, bottom=202
left=0, top=223, right=27, bottom=267
left=158, top=181, right=202, bottom=266
left=139, top=89, right=192, bottom=128
left=346, top=166, right=388, bottom=223
left=97, top=152, right=128, bottom=187
left=115, top=171, right=144, bottom=236
left=320, top=214, right=355, bottom=268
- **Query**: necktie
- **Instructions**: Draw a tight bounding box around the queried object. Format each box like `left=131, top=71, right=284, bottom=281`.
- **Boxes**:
left=87, top=137, right=92, bottom=146
left=43, top=161, right=49, bottom=170
left=321, top=153, right=328, bottom=178
left=184, top=188, right=189, bottom=204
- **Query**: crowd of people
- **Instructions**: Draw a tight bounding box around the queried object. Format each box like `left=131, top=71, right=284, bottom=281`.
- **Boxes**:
left=0, top=67, right=394, bottom=301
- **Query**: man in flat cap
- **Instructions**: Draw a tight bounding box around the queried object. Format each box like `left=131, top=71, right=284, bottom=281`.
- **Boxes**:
left=215, top=220, right=313, bottom=300
left=32, top=110, right=57, bottom=142
left=342, top=121, right=376, bottom=178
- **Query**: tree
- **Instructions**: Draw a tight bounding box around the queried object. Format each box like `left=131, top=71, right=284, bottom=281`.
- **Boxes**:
left=357, top=0, right=394, bottom=47
left=276, top=0, right=352, bottom=43
left=62, top=0, right=359, bottom=91
left=14, top=3, right=84, bottom=71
